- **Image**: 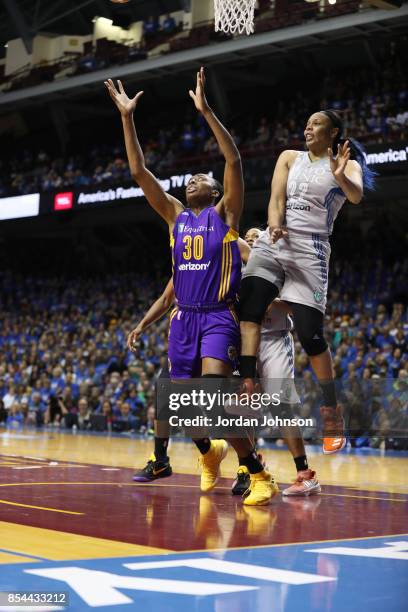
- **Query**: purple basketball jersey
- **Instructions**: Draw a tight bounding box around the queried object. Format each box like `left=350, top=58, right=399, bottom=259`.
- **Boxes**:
left=171, top=207, right=241, bottom=306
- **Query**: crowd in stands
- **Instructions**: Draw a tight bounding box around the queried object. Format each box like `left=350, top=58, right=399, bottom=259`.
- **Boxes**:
left=143, top=14, right=178, bottom=40
left=1, top=0, right=361, bottom=93
left=0, top=245, right=407, bottom=449
left=2, top=54, right=407, bottom=198
left=291, top=257, right=408, bottom=450
left=0, top=272, right=166, bottom=435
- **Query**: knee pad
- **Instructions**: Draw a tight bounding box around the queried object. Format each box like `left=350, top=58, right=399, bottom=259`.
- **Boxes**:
left=290, top=303, right=328, bottom=357
left=297, top=328, right=328, bottom=356
left=239, top=276, right=279, bottom=324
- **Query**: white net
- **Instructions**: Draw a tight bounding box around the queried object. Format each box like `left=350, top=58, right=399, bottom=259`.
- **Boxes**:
left=214, top=0, right=256, bottom=36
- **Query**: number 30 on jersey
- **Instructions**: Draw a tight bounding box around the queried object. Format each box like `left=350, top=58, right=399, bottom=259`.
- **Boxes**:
left=182, top=235, right=204, bottom=261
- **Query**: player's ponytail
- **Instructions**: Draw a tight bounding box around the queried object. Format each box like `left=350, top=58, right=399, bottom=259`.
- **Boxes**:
left=321, top=109, right=377, bottom=192
left=341, top=137, right=376, bottom=192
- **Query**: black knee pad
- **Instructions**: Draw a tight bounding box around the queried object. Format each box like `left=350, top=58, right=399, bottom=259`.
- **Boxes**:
left=303, top=336, right=327, bottom=356
left=289, top=302, right=328, bottom=356
left=239, top=276, right=279, bottom=324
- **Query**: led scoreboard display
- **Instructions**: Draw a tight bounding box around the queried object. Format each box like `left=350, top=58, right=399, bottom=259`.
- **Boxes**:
left=0, top=142, right=407, bottom=222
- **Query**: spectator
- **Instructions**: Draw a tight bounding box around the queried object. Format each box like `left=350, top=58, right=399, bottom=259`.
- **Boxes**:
left=7, top=402, right=24, bottom=429
left=28, top=391, right=47, bottom=426
left=162, top=13, right=177, bottom=35
left=77, top=397, right=91, bottom=430
left=144, top=403, right=155, bottom=435
left=3, top=383, right=17, bottom=410
left=112, top=400, right=138, bottom=432
left=180, top=124, right=195, bottom=152
left=44, top=394, right=67, bottom=427
left=253, top=117, right=271, bottom=147
left=0, top=398, right=7, bottom=425
left=143, top=16, right=159, bottom=42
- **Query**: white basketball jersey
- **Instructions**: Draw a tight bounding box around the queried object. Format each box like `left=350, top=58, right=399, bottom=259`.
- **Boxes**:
left=286, top=151, right=346, bottom=236
left=261, top=304, right=293, bottom=336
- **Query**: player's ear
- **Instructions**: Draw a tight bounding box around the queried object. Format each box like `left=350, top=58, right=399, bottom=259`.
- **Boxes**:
left=331, top=126, right=339, bottom=141
left=212, top=188, right=220, bottom=200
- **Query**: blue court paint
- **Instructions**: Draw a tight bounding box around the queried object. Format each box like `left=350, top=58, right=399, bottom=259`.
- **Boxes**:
left=0, top=535, right=406, bottom=611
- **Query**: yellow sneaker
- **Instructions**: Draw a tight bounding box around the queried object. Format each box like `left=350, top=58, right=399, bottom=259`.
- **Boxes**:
left=236, top=505, right=278, bottom=537
left=243, top=470, right=279, bottom=506
left=198, top=439, right=228, bottom=492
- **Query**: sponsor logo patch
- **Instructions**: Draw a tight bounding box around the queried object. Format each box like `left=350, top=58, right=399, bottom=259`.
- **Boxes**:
left=178, top=261, right=211, bottom=271
left=313, top=289, right=323, bottom=304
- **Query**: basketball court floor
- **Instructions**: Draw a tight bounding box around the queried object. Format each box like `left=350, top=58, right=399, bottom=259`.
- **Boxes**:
left=0, top=429, right=406, bottom=611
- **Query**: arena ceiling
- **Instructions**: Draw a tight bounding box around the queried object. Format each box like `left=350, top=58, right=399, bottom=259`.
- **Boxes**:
left=0, top=0, right=188, bottom=53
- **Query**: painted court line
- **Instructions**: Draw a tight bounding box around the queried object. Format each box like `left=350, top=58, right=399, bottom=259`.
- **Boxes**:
left=1, top=480, right=403, bottom=503
left=0, top=547, right=49, bottom=562
left=0, top=499, right=84, bottom=515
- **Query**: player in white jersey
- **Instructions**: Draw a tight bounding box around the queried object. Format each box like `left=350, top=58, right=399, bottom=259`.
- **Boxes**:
left=232, top=228, right=320, bottom=496
left=238, top=110, right=376, bottom=454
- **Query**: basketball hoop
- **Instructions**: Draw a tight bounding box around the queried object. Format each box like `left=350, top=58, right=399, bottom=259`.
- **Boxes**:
left=214, top=0, right=256, bottom=36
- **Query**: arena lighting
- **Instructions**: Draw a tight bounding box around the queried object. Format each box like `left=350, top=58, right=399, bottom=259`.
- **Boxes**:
left=328, top=0, right=337, bottom=4
left=0, top=193, right=40, bottom=221
left=95, top=17, right=113, bottom=26
left=304, top=0, right=320, bottom=3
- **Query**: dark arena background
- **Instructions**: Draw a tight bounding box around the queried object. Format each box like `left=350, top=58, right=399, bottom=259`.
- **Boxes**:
left=0, top=1, right=407, bottom=611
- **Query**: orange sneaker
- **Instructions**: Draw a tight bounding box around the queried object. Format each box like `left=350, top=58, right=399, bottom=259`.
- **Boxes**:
left=320, top=405, right=346, bottom=454
left=282, top=469, right=321, bottom=496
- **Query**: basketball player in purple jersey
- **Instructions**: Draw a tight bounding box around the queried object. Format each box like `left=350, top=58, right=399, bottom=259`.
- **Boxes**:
left=105, top=68, right=277, bottom=505
left=128, top=234, right=321, bottom=497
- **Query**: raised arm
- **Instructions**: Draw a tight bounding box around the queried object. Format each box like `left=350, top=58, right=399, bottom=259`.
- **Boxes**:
left=105, top=79, right=183, bottom=227
left=237, top=237, right=251, bottom=264
left=268, top=150, right=297, bottom=243
left=328, top=141, right=363, bottom=205
left=127, top=279, right=175, bottom=352
left=189, top=68, right=243, bottom=230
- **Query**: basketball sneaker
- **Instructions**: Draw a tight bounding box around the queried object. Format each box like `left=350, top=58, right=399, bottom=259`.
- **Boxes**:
left=282, top=469, right=321, bottom=496
left=232, top=452, right=267, bottom=495
left=231, top=465, right=250, bottom=495
left=320, top=405, right=347, bottom=454
left=199, top=439, right=228, bottom=492
left=132, top=454, right=172, bottom=482
left=236, top=505, right=278, bottom=537
left=243, top=470, right=279, bottom=506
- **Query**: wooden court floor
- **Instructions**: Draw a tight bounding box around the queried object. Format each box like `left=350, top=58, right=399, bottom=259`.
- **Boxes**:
left=0, top=429, right=407, bottom=563
left=0, top=429, right=407, bottom=612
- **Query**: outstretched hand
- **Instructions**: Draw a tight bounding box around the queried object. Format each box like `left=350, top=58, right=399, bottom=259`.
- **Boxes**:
left=104, top=79, right=144, bottom=117
left=328, top=140, right=351, bottom=182
left=189, top=67, right=210, bottom=114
